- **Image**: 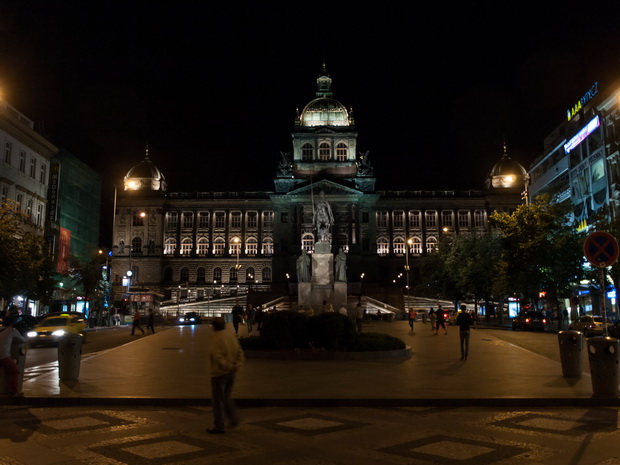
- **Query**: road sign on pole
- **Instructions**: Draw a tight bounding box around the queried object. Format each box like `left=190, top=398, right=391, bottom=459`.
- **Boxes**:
left=583, top=231, right=619, bottom=269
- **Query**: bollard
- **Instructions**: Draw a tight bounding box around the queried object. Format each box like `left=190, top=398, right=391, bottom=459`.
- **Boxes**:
left=587, top=337, right=620, bottom=397
left=57, top=334, right=83, bottom=381
left=0, top=342, right=27, bottom=396
left=558, top=330, right=583, bottom=377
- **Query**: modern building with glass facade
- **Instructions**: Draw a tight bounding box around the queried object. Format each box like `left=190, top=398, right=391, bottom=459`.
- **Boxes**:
left=111, top=67, right=524, bottom=310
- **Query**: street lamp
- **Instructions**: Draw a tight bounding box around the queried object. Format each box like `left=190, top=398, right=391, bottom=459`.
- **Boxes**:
left=233, top=237, right=241, bottom=271
left=404, top=238, right=412, bottom=298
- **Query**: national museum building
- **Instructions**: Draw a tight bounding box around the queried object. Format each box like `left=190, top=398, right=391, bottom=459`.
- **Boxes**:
left=110, top=67, right=524, bottom=308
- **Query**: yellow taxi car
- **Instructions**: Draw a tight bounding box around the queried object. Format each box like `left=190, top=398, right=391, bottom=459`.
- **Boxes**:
left=27, top=312, right=87, bottom=346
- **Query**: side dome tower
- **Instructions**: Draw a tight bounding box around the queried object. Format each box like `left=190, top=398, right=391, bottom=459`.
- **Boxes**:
left=485, top=144, right=527, bottom=190
left=123, top=147, right=167, bottom=192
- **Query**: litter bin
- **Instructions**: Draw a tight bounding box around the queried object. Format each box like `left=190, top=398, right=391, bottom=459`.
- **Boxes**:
left=558, top=330, right=583, bottom=377
left=57, top=334, right=83, bottom=381
left=0, top=341, right=27, bottom=396
left=587, top=337, right=620, bottom=397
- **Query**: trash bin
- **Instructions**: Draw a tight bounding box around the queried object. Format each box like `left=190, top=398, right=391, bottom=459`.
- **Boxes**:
left=57, top=334, right=83, bottom=381
left=0, top=341, right=27, bottom=396
left=558, top=330, right=583, bottom=377
left=587, top=337, right=620, bottom=397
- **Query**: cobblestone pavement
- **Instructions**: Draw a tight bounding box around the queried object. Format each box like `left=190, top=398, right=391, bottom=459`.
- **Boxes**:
left=1, top=404, right=619, bottom=464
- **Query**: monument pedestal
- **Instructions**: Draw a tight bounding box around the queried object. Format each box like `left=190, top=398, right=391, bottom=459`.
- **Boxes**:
left=297, top=244, right=348, bottom=311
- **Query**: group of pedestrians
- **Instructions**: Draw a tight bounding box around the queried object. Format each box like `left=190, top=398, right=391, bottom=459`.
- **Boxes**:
left=130, top=309, right=156, bottom=336
left=231, top=300, right=265, bottom=337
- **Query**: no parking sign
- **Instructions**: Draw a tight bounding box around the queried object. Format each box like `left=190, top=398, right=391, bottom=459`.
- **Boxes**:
left=583, top=231, right=619, bottom=268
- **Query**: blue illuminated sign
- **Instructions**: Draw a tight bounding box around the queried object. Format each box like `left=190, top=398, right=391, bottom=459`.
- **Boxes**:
left=564, top=115, right=600, bottom=154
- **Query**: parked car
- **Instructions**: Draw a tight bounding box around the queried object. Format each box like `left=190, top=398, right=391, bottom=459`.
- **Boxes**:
left=568, top=315, right=611, bottom=336
left=177, top=312, right=201, bottom=325
left=511, top=311, right=547, bottom=331
left=27, top=313, right=87, bottom=346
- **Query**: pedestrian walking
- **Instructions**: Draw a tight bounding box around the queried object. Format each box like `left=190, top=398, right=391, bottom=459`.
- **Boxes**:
left=131, top=309, right=145, bottom=335
left=255, top=306, right=264, bottom=332
left=245, top=304, right=256, bottom=335
left=429, top=308, right=436, bottom=330
left=455, top=305, right=476, bottom=360
left=434, top=305, right=448, bottom=335
left=0, top=316, right=29, bottom=398
left=408, top=307, right=417, bottom=333
left=147, top=309, right=155, bottom=334
left=231, top=300, right=245, bottom=336
left=355, top=303, right=364, bottom=333
left=207, top=316, right=244, bottom=434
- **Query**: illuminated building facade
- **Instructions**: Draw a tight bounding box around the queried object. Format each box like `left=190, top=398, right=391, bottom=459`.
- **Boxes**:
left=111, top=67, right=524, bottom=308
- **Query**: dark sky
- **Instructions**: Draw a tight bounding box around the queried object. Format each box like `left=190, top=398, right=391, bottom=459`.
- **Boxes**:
left=2, top=1, right=620, bottom=200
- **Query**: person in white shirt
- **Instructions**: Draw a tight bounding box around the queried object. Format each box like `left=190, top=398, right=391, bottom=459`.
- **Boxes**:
left=0, top=316, right=29, bottom=397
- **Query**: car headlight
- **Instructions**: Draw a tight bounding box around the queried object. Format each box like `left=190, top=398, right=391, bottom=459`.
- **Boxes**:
left=27, top=331, right=37, bottom=338
left=52, top=329, right=66, bottom=337
left=189, top=318, right=195, bottom=322
left=178, top=318, right=185, bottom=323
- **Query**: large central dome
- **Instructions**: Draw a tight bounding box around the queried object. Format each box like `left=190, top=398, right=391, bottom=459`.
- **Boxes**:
left=300, top=97, right=350, bottom=127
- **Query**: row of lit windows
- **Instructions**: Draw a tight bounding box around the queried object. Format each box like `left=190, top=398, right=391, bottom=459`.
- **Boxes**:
left=377, top=237, right=437, bottom=256
left=0, top=186, right=44, bottom=227
left=376, top=210, right=487, bottom=228
left=165, top=211, right=274, bottom=230
left=164, top=266, right=272, bottom=283
left=301, top=142, right=348, bottom=161
left=4, top=141, right=47, bottom=183
left=163, top=236, right=274, bottom=256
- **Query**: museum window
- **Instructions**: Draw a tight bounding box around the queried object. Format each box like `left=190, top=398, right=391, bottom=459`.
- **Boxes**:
left=213, top=267, right=222, bottom=283
left=377, top=211, right=388, bottom=228
left=246, top=267, right=255, bottom=282
left=262, top=237, right=274, bottom=256
left=262, top=267, right=272, bottom=282
left=318, top=142, right=330, bottom=161
left=196, top=267, right=206, bottom=283
left=441, top=211, right=453, bottom=227
left=411, top=237, right=422, bottom=254
left=474, top=210, right=486, bottom=228
left=361, top=211, right=369, bottom=223
left=198, top=212, right=209, bottom=228
left=409, top=210, right=421, bottom=228
left=197, top=238, right=208, bottom=255
left=246, top=237, right=258, bottom=256
left=426, top=236, right=438, bottom=253
left=458, top=210, right=469, bottom=227
left=393, top=211, right=404, bottom=228
left=131, top=237, right=142, bottom=254
left=4, top=141, right=11, bottom=164
left=335, top=143, right=347, bottom=161
left=215, top=212, right=226, bottom=228
left=166, top=212, right=178, bottom=230
left=247, top=211, right=258, bottom=228
left=164, top=238, right=176, bottom=255
left=230, top=236, right=241, bottom=255
left=301, top=143, right=313, bottom=161
left=230, top=267, right=238, bottom=282
left=263, top=211, right=274, bottom=228
left=180, top=238, right=192, bottom=255
left=182, top=212, right=193, bottom=229
left=425, top=210, right=437, bottom=227
left=377, top=237, right=389, bottom=256
left=393, top=237, right=405, bottom=255
left=213, top=238, right=225, bottom=255
left=230, top=211, right=242, bottom=228
left=180, top=267, right=189, bottom=284
left=302, top=233, right=314, bottom=253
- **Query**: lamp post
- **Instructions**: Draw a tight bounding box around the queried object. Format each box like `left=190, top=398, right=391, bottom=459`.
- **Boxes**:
left=233, top=237, right=241, bottom=271
left=404, top=238, right=412, bottom=299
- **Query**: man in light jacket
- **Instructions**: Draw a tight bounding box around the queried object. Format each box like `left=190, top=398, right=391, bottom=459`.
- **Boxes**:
left=207, top=317, right=244, bottom=434
left=0, top=316, right=29, bottom=398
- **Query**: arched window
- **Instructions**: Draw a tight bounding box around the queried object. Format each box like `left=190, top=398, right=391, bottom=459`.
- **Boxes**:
left=302, top=233, right=314, bottom=253
left=197, top=238, right=208, bottom=255
left=246, top=237, right=258, bottom=256
left=180, top=267, right=189, bottom=284
left=262, top=267, right=272, bottom=282
left=411, top=237, right=422, bottom=255
left=164, top=238, right=176, bottom=255
left=426, top=236, right=438, bottom=253
left=335, top=143, right=347, bottom=161
left=131, top=237, right=142, bottom=253
left=213, top=267, right=222, bottom=283
left=301, top=143, right=313, bottom=161
left=393, top=237, right=405, bottom=255
left=181, top=238, right=192, bottom=255
left=163, top=267, right=173, bottom=282
left=262, top=237, right=273, bottom=256
left=377, top=237, right=389, bottom=256
left=229, top=236, right=241, bottom=255
left=213, top=238, right=225, bottom=255
left=318, top=142, right=330, bottom=160
left=196, top=267, right=206, bottom=283
left=246, top=267, right=255, bottom=282
left=230, top=267, right=238, bottom=282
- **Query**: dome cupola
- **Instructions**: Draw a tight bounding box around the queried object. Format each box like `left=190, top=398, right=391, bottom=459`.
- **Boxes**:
left=298, top=63, right=352, bottom=127
left=123, top=146, right=167, bottom=192
left=486, top=144, right=527, bottom=190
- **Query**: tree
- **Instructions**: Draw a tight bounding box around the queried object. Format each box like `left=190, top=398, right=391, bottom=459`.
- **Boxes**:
left=0, top=201, right=55, bottom=305
left=490, top=194, right=585, bottom=312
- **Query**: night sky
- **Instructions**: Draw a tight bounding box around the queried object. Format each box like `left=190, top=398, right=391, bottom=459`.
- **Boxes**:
left=3, top=1, right=620, bottom=203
